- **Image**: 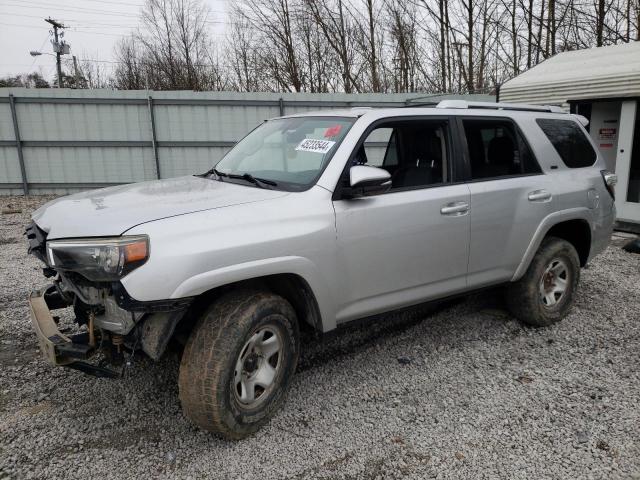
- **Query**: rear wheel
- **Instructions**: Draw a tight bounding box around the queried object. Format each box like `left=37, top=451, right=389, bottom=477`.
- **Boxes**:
left=178, top=290, right=299, bottom=439
left=506, top=237, right=581, bottom=327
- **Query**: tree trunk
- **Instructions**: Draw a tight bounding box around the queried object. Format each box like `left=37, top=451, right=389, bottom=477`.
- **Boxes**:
left=596, top=0, right=605, bottom=46
left=527, top=0, right=533, bottom=68
left=366, top=0, right=380, bottom=92
left=536, top=0, right=545, bottom=62
left=439, top=0, right=447, bottom=92
left=512, top=0, right=518, bottom=75
left=549, top=0, right=556, bottom=55
left=467, top=0, right=474, bottom=93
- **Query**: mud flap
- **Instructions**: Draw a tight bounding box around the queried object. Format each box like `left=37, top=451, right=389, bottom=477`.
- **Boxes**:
left=140, top=310, right=187, bottom=361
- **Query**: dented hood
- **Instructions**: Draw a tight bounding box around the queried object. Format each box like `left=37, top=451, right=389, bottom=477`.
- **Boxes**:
left=32, top=176, right=288, bottom=239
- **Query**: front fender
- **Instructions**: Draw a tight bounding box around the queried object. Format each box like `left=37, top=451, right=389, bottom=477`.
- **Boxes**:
left=170, top=256, right=337, bottom=331
left=511, top=208, right=593, bottom=281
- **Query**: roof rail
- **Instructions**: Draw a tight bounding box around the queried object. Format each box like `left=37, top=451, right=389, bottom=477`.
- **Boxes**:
left=402, top=102, right=438, bottom=108
left=436, top=100, right=565, bottom=114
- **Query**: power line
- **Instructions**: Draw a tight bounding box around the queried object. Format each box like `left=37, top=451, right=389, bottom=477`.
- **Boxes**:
left=0, top=12, right=134, bottom=23
left=58, top=0, right=145, bottom=7
left=1, top=12, right=234, bottom=28
left=4, top=1, right=228, bottom=17
left=6, top=0, right=142, bottom=15
left=74, top=57, right=228, bottom=68
left=68, top=27, right=230, bottom=38
left=3, top=3, right=141, bottom=18
left=67, top=29, right=134, bottom=37
left=0, top=21, right=52, bottom=30
left=30, top=31, right=51, bottom=68
left=0, top=20, right=233, bottom=35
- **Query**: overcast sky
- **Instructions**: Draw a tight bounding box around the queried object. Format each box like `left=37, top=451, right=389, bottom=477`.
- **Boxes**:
left=0, top=0, right=228, bottom=79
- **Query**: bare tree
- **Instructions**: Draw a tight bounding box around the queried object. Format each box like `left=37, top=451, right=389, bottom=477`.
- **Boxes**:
left=113, top=0, right=222, bottom=90
left=107, top=0, right=639, bottom=93
left=233, top=0, right=305, bottom=92
left=305, top=0, right=360, bottom=92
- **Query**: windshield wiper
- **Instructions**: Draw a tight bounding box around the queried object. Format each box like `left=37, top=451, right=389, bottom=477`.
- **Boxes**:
left=227, top=172, right=278, bottom=188
left=199, top=167, right=228, bottom=179
left=200, top=168, right=277, bottom=188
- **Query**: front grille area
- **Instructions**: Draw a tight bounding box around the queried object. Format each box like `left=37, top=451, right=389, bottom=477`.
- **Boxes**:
left=25, top=221, right=48, bottom=265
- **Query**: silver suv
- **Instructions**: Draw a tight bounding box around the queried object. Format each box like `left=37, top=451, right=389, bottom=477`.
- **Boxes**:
left=26, top=101, right=616, bottom=439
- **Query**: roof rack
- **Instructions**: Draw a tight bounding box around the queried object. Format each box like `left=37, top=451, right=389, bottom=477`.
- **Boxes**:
left=435, top=100, right=565, bottom=113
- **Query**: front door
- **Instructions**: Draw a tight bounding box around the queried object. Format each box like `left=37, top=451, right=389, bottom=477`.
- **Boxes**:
left=332, top=117, right=470, bottom=324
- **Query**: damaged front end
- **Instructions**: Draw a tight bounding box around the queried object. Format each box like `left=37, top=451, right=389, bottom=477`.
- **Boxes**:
left=26, top=222, right=192, bottom=378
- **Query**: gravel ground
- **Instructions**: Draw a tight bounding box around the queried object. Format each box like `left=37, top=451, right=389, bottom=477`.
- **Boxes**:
left=1, top=194, right=639, bottom=480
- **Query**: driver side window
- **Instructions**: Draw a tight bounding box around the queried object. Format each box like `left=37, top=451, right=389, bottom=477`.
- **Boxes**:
left=357, top=120, right=449, bottom=190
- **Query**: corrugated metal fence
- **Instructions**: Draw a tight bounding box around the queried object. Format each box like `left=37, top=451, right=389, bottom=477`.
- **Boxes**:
left=0, top=89, right=492, bottom=195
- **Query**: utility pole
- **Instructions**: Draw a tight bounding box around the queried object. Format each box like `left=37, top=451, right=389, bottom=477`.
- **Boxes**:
left=45, top=18, right=66, bottom=88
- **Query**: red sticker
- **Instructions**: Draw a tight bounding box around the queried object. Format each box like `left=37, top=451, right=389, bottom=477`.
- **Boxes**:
left=324, top=125, right=342, bottom=138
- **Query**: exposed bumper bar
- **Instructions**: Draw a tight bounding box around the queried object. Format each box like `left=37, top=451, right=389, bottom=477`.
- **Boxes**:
left=28, top=288, right=119, bottom=378
left=29, top=288, right=76, bottom=366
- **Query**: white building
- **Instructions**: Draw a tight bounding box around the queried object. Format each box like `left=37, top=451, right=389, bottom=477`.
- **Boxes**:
left=500, top=42, right=640, bottom=228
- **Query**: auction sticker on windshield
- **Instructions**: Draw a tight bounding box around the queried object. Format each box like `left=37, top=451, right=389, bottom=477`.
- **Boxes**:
left=295, top=138, right=336, bottom=154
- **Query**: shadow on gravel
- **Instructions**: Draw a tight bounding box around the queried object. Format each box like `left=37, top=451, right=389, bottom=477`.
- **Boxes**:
left=0, top=237, right=19, bottom=245
left=296, top=288, right=509, bottom=372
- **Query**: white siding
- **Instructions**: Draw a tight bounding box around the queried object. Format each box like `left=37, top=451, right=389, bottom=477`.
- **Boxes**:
left=501, top=42, right=640, bottom=105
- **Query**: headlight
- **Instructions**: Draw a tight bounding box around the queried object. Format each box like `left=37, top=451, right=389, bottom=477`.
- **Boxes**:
left=46, top=235, right=149, bottom=282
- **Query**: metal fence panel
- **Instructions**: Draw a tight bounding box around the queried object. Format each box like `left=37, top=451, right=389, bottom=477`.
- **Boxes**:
left=22, top=146, right=155, bottom=183
left=0, top=88, right=493, bottom=195
left=0, top=147, right=21, bottom=183
left=0, top=103, right=13, bottom=141
left=16, top=103, right=150, bottom=142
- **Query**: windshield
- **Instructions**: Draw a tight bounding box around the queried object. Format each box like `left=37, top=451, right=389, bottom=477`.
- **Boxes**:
left=214, top=116, right=356, bottom=191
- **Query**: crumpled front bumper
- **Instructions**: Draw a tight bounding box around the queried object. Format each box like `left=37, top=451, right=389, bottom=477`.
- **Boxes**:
left=29, top=288, right=77, bottom=366
left=28, top=288, right=119, bottom=378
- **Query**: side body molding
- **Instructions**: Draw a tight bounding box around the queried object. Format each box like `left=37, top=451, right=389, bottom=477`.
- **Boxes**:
left=511, top=207, right=593, bottom=281
left=170, top=256, right=337, bottom=332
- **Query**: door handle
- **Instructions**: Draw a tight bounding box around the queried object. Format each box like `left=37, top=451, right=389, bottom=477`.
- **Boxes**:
left=440, top=201, right=470, bottom=216
left=528, top=190, right=552, bottom=202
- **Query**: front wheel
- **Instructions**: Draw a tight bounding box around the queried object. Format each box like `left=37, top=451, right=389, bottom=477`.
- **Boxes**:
left=506, top=237, right=581, bottom=327
left=178, top=290, right=299, bottom=439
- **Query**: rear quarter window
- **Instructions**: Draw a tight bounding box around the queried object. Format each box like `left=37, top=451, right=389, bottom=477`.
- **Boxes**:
left=536, top=118, right=597, bottom=168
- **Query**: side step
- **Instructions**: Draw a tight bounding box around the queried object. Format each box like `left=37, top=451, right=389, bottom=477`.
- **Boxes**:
left=64, top=361, right=121, bottom=379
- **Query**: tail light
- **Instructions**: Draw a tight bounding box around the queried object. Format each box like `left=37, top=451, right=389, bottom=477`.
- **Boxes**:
left=601, top=170, right=617, bottom=199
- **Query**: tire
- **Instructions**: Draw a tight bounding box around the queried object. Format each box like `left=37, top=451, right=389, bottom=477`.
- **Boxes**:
left=178, top=289, right=299, bottom=439
left=506, top=237, right=581, bottom=327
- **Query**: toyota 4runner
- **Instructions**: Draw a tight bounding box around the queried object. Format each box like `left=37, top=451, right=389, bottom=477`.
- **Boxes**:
left=26, top=100, right=616, bottom=439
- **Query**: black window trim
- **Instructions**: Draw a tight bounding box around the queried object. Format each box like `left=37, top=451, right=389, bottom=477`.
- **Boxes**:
left=455, top=115, right=545, bottom=183
left=332, top=115, right=465, bottom=201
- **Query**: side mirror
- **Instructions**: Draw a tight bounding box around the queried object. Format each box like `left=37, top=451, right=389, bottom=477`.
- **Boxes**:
left=344, top=165, right=391, bottom=198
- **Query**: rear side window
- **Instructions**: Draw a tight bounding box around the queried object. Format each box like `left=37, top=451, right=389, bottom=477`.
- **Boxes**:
left=536, top=119, right=597, bottom=168
left=462, top=119, right=541, bottom=180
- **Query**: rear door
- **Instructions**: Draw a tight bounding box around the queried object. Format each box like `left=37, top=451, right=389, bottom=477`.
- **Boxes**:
left=332, top=117, right=471, bottom=324
left=459, top=117, right=555, bottom=287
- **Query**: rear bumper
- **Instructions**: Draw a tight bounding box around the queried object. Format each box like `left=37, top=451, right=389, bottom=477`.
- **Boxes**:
left=589, top=208, right=615, bottom=262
